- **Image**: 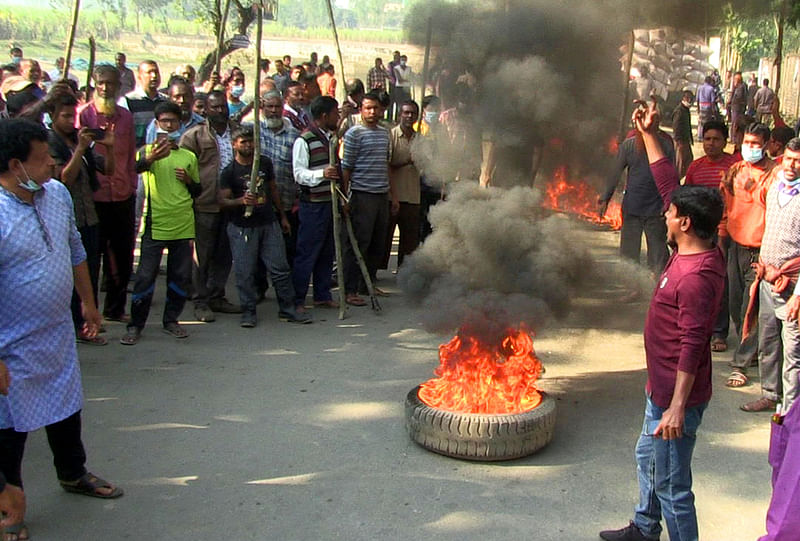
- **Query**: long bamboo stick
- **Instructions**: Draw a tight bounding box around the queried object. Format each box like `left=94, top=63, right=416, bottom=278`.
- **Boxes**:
left=329, top=135, right=347, bottom=320
left=324, top=0, right=346, bottom=101
left=62, top=0, right=81, bottom=81
left=245, top=3, right=263, bottom=219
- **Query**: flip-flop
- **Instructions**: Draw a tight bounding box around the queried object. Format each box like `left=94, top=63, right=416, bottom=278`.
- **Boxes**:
left=119, top=328, right=141, bottom=346
left=162, top=323, right=188, bottom=339
left=313, top=300, right=338, bottom=308
left=60, top=472, right=123, bottom=499
left=346, top=295, right=367, bottom=307
left=77, top=333, right=108, bottom=346
left=2, top=522, right=29, bottom=541
left=725, top=370, right=748, bottom=388
left=711, top=337, right=728, bottom=352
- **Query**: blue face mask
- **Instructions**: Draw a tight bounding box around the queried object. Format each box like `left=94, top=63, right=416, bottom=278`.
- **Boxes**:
left=424, top=111, right=438, bottom=124
left=230, top=85, right=245, bottom=98
left=11, top=56, right=20, bottom=65
left=742, top=144, right=764, bottom=164
left=16, top=164, right=42, bottom=192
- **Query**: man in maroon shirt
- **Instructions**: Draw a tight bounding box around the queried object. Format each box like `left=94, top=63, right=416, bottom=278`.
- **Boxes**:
left=601, top=102, right=726, bottom=541
left=78, top=65, right=137, bottom=322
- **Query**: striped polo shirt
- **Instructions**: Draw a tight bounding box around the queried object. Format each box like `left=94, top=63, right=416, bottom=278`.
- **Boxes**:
left=342, top=124, right=390, bottom=193
left=684, top=153, right=740, bottom=189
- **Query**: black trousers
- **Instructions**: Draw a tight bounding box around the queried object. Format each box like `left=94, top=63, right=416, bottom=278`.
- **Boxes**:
left=382, top=202, right=420, bottom=269
left=95, top=197, right=136, bottom=319
left=71, top=224, right=100, bottom=332
left=343, top=191, right=389, bottom=295
left=0, top=411, right=87, bottom=488
left=619, top=213, right=669, bottom=274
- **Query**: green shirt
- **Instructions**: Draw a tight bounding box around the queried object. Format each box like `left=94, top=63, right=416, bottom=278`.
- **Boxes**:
left=138, top=146, right=200, bottom=241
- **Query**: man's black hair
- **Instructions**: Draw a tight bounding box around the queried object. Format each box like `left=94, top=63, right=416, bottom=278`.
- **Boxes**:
left=421, top=95, right=440, bottom=111
left=9, top=47, right=21, bottom=56
left=745, top=122, right=771, bottom=144
left=670, top=185, right=724, bottom=240
left=6, top=91, right=39, bottom=118
left=1, top=63, right=18, bottom=74
left=786, top=137, right=800, bottom=153
left=363, top=90, right=382, bottom=104
left=400, top=99, right=419, bottom=113
left=771, top=126, right=795, bottom=147
left=310, top=96, right=338, bottom=120
left=345, top=78, right=364, bottom=97
left=168, top=75, right=192, bottom=93
left=299, top=72, right=318, bottom=86
left=194, top=92, right=207, bottom=102
left=0, top=119, right=48, bottom=173
left=207, top=90, right=227, bottom=103
left=154, top=101, right=182, bottom=120
left=231, top=124, right=253, bottom=141
left=93, top=64, right=119, bottom=82
left=702, top=120, right=728, bottom=140
left=45, top=90, right=78, bottom=116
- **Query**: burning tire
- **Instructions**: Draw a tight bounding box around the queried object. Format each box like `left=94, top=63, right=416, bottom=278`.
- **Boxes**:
left=405, top=386, right=556, bottom=461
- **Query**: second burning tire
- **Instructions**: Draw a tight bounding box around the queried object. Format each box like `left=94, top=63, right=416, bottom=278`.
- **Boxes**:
left=404, top=385, right=556, bottom=461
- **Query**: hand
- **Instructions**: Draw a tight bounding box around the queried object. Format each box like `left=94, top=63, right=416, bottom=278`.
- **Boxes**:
left=0, top=483, right=25, bottom=530
left=632, top=98, right=660, bottom=134
left=81, top=304, right=102, bottom=338
left=323, top=166, right=340, bottom=180
left=280, top=215, right=291, bottom=234
left=341, top=102, right=355, bottom=117
left=96, top=123, right=115, bottom=147
left=146, top=140, right=171, bottom=164
left=243, top=192, right=262, bottom=206
left=76, top=128, right=94, bottom=151
left=391, top=198, right=400, bottom=216
left=597, top=198, right=609, bottom=218
left=0, top=360, right=10, bottom=395
left=787, top=295, right=800, bottom=322
left=653, top=405, right=685, bottom=440
left=174, top=168, right=191, bottom=185
left=341, top=202, right=350, bottom=218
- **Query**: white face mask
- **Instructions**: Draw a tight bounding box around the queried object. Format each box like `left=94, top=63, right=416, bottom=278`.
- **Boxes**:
left=16, top=163, right=42, bottom=192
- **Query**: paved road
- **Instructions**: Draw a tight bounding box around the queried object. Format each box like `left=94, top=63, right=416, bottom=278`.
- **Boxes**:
left=20, top=221, right=771, bottom=540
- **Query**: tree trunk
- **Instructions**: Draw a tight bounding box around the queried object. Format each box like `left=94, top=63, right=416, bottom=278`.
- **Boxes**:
left=197, top=0, right=256, bottom=83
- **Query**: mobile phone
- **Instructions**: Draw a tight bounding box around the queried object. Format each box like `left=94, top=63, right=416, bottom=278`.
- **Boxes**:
left=88, top=128, right=105, bottom=139
left=156, top=133, right=168, bottom=144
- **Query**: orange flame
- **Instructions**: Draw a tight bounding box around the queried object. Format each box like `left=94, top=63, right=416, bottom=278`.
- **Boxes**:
left=608, top=136, right=619, bottom=156
left=418, top=327, right=543, bottom=414
left=542, top=166, right=623, bottom=230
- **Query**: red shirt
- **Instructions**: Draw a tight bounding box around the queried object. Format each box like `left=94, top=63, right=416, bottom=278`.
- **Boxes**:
left=78, top=103, right=137, bottom=202
left=644, top=248, right=726, bottom=408
left=684, top=153, right=739, bottom=189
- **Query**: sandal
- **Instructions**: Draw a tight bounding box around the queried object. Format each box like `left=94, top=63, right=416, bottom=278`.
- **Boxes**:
left=725, top=370, right=748, bottom=388
left=313, top=300, right=338, bottom=308
left=2, top=523, right=29, bottom=541
left=60, top=472, right=123, bottom=499
left=77, top=332, right=108, bottom=346
left=119, top=328, right=141, bottom=346
left=162, top=323, right=188, bottom=339
left=740, top=397, right=777, bottom=413
left=346, top=295, right=367, bottom=306
left=711, top=337, right=728, bottom=352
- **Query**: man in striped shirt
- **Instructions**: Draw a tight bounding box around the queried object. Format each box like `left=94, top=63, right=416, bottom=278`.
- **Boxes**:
left=341, top=91, right=396, bottom=306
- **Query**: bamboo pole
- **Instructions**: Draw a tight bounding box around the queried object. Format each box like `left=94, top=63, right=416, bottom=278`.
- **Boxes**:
left=421, top=17, right=432, bottom=102
left=215, top=0, right=232, bottom=76
left=618, top=30, right=635, bottom=143
left=329, top=135, right=347, bottom=320
left=85, top=36, right=95, bottom=98
left=62, top=0, right=81, bottom=81
left=245, top=3, right=264, bottom=219
left=324, top=0, right=346, bottom=101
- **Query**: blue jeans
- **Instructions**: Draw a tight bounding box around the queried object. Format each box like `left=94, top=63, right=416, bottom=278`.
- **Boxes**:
left=293, top=201, right=334, bottom=306
left=227, top=221, right=296, bottom=317
left=634, top=395, right=707, bottom=541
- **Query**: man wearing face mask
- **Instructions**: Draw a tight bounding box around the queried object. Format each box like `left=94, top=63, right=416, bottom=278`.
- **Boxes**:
left=180, top=90, right=240, bottom=322
left=260, top=90, right=301, bottom=267
left=718, top=123, right=778, bottom=405
left=225, top=67, right=247, bottom=119
left=121, top=102, right=200, bottom=345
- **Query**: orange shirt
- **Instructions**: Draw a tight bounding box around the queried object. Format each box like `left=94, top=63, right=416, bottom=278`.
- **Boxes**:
left=718, top=158, right=777, bottom=247
left=317, top=73, right=336, bottom=98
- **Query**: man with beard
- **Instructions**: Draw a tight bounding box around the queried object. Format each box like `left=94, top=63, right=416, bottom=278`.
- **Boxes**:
left=121, top=60, right=166, bottom=147
left=341, top=91, right=395, bottom=306
left=48, top=91, right=116, bottom=346
left=144, top=78, right=204, bottom=145
left=283, top=81, right=309, bottom=131
left=292, top=95, right=341, bottom=312
left=78, top=65, right=137, bottom=322
left=180, top=90, right=239, bottom=322
left=18, top=59, right=44, bottom=99
left=218, top=126, right=310, bottom=327
left=260, top=90, right=301, bottom=266
left=600, top=101, right=725, bottom=541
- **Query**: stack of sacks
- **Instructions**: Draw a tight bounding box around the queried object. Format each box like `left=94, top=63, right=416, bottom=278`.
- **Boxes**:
left=621, top=27, right=715, bottom=100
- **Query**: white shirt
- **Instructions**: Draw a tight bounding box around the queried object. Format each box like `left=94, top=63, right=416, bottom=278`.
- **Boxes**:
left=292, top=134, right=330, bottom=187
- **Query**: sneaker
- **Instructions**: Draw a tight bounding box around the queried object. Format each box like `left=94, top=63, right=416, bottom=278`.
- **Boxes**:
left=240, top=313, right=257, bottom=328
left=280, top=311, right=312, bottom=324
left=599, top=522, right=658, bottom=541
left=194, top=306, right=216, bottom=322
left=209, top=298, right=242, bottom=314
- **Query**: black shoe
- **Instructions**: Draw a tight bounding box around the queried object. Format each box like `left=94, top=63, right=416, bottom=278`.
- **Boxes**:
left=599, top=521, right=658, bottom=541
left=279, top=311, right=312, bottom=324
left=209, top=298, right=242, bottom=313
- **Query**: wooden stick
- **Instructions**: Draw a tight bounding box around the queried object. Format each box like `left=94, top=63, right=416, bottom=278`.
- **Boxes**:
left=329, top=135, right=347, bottom=320
left=85, top=36, right=95, bottom=98
left=216, top=0, right=232, bottom=76
left=421, top=16, right=432, bottom=102
left=324, top=0, right=346, bottom=100
left=245, top=4, right=263, bottom=218
left=62, top=0, right=81, bottom=81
